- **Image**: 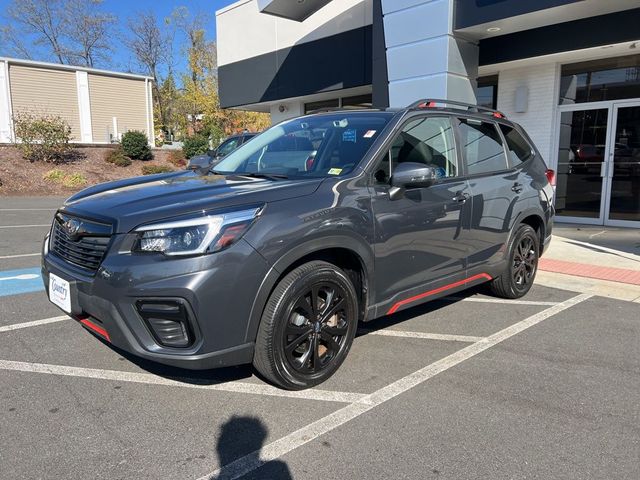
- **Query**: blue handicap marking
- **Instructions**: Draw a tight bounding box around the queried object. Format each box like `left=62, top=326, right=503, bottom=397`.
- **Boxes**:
left=0, top=267, right=44, bottom=297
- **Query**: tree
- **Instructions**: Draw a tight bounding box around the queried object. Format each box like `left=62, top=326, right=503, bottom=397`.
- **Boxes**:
left=1, top=0, right=115, bottom=67
left=63, top=0, right=116, bottom=67
left=171, top=7, right=269, bottom=139
left=124, top=11, right=175, bottom=138
left=5, top=0, right=68, bottom=63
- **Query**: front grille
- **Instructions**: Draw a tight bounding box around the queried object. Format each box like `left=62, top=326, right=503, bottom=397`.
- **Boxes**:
left=50, top=213, right=112, bottom=273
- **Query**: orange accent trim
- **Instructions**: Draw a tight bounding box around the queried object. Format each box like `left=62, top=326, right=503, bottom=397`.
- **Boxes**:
left=80, top=318, right=110, bottom=342
left=387, top=273, right=492, bottom=315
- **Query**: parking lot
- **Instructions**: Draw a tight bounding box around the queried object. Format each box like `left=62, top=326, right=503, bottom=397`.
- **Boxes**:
left=1, top=197, right=639, bottom=480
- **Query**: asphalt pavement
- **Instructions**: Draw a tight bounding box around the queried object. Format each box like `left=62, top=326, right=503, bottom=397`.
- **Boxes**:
left=0, top=197, right=638, bottom=479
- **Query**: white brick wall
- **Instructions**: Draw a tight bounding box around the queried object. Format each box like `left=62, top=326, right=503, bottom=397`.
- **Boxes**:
left=497, top=63, right=560, bottom=165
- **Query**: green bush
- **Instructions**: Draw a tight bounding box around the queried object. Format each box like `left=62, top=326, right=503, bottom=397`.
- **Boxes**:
left=182, top=135, right=209, bottom=159
left=141, top=165, right=174, bottom=175
left=121, top=130, right=152, bottom=160
left=104, top=148, right=132, bottom=167
left=13, top=113, right=73, bottom=163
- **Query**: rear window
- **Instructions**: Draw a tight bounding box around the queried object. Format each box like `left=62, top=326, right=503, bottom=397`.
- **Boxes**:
left=499, top=124, right=534, bottom=167
left=457, top=118, right=508, bottom=175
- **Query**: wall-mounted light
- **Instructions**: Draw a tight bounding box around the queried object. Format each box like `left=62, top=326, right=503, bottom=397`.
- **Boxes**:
left=486, top=27, right=501, bottom=33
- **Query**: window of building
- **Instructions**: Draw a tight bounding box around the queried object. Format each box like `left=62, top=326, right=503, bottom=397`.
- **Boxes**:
left=457, top=118, right=507, bottom=175
left=559, top=54, right=640, bottom=105
left=342, top=94, right=373, bottom=109
left=304, top=98, right=339, bottom=114
left=477, top=75, right=498, bottom=110
left=499, top=124, right=534, bottom=167
left=304, top=93, right=373, bottom=114
left=374, top=116, right=458, bottom=184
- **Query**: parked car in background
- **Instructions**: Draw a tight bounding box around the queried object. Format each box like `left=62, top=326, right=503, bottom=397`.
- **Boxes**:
left=42, top=99, right=555, bottom=390
left=188, top=132, right=259, bottom=171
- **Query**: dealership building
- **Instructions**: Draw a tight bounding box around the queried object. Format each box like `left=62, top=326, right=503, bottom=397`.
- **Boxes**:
left=216, top=0, right=640, bottom=228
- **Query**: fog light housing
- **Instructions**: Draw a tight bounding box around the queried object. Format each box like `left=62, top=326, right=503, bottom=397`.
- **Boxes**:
left=136, top=300, right=194, bottom=348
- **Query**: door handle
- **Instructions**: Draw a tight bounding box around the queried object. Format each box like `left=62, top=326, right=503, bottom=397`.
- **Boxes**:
left=452, top=192, right=469, bottom=204
left=511, top=183, right=524, bottom=193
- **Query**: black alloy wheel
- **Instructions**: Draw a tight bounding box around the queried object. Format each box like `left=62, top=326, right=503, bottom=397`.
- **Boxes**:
left=490, top=223, right=540, bottom=299
left=253, top=261, right=358, bottom=390
left=284, top=282, right=350, bottom=374
left=512, top=234, right=537, bottom=288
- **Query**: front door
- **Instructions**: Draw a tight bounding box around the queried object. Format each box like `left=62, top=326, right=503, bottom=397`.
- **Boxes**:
left=604, top=102, right=640, bottom=226
left=369, top=115, right=472, bottom=306
left=555, top=101, right=640, bottom=226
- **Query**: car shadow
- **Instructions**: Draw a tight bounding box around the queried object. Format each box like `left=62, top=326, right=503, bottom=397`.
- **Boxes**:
left=94, top=337, right=255, bottom=385
left=94, top=286, right=487, bottom=387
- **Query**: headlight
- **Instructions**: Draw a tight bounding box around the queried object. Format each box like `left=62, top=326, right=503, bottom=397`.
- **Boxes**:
left=133, top=208, right=260, bottom=256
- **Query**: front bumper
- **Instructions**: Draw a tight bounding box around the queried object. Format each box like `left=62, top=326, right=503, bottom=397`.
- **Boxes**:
left=42, top=235, right=270, bottom=370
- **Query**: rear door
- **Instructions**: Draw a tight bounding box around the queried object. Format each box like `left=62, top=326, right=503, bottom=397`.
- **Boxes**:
left=369, top=115, right=473, bottom=309
left=455, top=116, right=523, bottom=272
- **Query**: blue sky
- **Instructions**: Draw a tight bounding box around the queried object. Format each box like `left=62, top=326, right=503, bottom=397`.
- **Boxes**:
left=0, top=0, right=237, bottom=76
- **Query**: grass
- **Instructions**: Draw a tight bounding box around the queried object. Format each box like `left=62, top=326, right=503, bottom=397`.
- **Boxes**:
left=43, top=169, right=87, bottom=188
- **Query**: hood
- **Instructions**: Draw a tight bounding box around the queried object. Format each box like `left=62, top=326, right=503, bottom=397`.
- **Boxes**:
left=61, top=171, right=323, bottom=233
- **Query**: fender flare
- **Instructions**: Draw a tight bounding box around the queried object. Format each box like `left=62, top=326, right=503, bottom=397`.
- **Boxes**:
left=243, top=234, right=375, bottom=345
left=510, top=207, right=546, bottom=250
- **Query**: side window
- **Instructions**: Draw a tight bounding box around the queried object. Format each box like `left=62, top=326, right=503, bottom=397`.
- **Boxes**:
left=217, top=138, right=240, bottom=157
left=457, top=118, right=508, bottom=175
left=374, top=116, right=458, bottom=184
left=499, top=124, right=534, bottom=167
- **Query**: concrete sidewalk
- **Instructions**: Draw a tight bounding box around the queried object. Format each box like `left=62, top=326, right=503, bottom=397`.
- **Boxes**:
left=536, top=224, right=640, bottom=302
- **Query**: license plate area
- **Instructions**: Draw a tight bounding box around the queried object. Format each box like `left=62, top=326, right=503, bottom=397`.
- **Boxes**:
left=49, top=272, right=71, bottom=313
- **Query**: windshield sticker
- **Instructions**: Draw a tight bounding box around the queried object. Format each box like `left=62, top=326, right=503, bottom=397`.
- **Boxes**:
left=328, top=168, right=343, bottom=175
left=364, top=130, right=376, bottom=138
left=342, top=129, right=356, bottom=143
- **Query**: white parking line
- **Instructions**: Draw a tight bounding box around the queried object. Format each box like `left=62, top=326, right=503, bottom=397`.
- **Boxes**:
left=198, top=293, right=592, bottom=480
left=447, top=296, right=559, bottom=306
left=0, top=253, right=40, bottom=260
left=360, top=329, right=484, bottom=343
left=0, top=316, right=69, bottom=333
left=0, top=208, right=56, bottom=211
left=0, top=224, right=50, bottom=229
left=0, top=359, right=367, bottom=404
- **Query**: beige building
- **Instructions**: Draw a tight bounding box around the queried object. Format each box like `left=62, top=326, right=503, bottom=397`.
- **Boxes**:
left=0, top=57, right=154, bottom=145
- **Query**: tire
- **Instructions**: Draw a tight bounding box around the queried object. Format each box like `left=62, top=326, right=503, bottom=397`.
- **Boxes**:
left=253, top=260, right=359, bottom=390
left=489, top=224, right=540, bottom=299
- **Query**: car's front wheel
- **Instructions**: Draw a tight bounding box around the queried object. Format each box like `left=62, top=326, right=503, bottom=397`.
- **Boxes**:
left=490, top=223, right=540, bottom=299
left=253, top=261, right=358, bottom=390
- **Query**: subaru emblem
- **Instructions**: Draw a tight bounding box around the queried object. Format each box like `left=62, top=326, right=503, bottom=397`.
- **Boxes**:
left=64, top=219, right=82, bottom=237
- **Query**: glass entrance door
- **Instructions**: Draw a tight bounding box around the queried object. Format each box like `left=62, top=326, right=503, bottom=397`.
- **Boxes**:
left=556, top=108, right=610, bottom=223
left=605, top=103, right=640, bottom=226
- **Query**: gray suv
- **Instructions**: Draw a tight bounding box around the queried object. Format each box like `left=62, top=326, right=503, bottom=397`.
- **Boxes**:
left=42, top=99, right=555, bottom=390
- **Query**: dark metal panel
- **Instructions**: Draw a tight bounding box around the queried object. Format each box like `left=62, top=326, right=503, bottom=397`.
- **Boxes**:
left=454, top=0, right=582, bottom=29
left=479, top=8, right=640, bottom=66
left=218, top=25, right=372, bottom=108
left=372, top=0, right=389, bottom=109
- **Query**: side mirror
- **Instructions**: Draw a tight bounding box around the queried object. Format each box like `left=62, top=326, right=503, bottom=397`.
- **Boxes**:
left=187, top=154, right=213, bottom=173
left=389, top=162, right=437, bottom=200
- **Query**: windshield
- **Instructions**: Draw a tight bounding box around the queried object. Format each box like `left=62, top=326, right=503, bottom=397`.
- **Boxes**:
left=213, top=112, right=394, bottom=178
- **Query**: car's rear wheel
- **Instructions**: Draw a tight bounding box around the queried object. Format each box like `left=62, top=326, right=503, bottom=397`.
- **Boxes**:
left=253, top=260, right=358, bottom=390
left=489, top=223, right=539, bottom=299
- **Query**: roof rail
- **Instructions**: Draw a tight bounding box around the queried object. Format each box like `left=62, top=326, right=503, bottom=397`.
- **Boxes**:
left=407, top=98, right=505, bottom=118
